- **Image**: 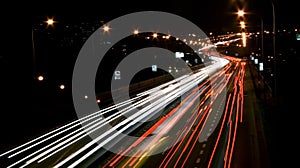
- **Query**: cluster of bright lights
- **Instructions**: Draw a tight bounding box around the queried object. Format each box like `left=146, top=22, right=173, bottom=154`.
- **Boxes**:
left=236, top=10, right=247, bottom=47
left=34, top=16, right=237, bottom=108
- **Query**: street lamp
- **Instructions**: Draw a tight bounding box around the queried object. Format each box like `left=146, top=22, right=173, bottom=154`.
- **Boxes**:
left=237, top=10, right=245, bottom=17
left=240, top=21, right=245, bottom=29
left=238, top=21, right=247, bottom=47
left=46, top=19, right=54, bottom=26
left=236, top=10, right=264, bottom=65
left=45, top=17, right=56, bottom=28
left=271, top=1, right=277, bottom=97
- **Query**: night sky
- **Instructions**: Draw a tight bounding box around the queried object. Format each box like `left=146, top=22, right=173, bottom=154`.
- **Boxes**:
left=0, top=0, right=299, bottom=163
left=28, top=0, right=300, bottom=29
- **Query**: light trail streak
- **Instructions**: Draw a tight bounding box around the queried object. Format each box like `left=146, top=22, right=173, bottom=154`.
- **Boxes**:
left=177, top=74, right=227, bottom=167
left=66, top=74, right=209, bottom=168
left=207, top=93, right=232, bottom=168
left=7, top=97, right=148, bottom=168
left=130, top=88, right=207, bottom=168
left=110, top=71, right=213, bottom=166
left=180, top=77, right=228, bottom=167
left=1, top=55, right=232, bottom=168
left=105, top=83, right=208, bottom=167
left=158, top=86, right=212, bottom=167
left=2, top=95, right=141, bottom=159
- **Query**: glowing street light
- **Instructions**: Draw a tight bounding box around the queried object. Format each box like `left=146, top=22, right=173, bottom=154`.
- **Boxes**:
left=37, top=75, right=44, bottom=81
left=236, top=9, right=264, bottom=60
left=47, top=19, right=54, bottom=25
left=241, top=32, right=247, bottom=47
left=102, top=25, right=111, bottom=32
left=237, top=18, right=247, bottom=47
left=45, top=17, right=56, bottom=28
left=237, top=10, right=245, bottom=17
left=152, top=33, right=158, bottom=38
left=133, top=29, right=139, bottom=35
left=59, top=84, right=65, bottom=90
left=235, top=2, right=277, bottom=96
left=240, top=21, right=246, bottom=29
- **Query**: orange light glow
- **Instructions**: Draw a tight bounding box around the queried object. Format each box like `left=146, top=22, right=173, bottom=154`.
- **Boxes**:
left=45, top=17, right=56, bottom=27
left=237, top=10, right=245, bottom=17
left=152, top=33, right=158, bottom=38
left=102, top=25, right=111, bottom=32
left=242, top=32, right=247, bottom=47
left=133, top=29, right=139, bottom=35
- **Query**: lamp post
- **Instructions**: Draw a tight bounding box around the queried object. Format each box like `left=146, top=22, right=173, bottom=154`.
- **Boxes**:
left=260, top=17, right=264, bottom=68
left=236, top=10, right=264, bottom=64
left=234, top=2, right=276, bottom=98
left=271, top=1, right=276, bottom=97
left=236, top=10, right=266, bottom=99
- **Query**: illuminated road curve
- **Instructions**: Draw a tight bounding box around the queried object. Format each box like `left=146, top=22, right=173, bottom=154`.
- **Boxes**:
left=0, top=53, right=246, bottom=168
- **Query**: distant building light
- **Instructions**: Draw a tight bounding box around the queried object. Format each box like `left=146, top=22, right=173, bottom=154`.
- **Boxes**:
left=259, top=63, right=263, bottom=71
left=114, top=70, right=121, bottom=80
left=296, top=34, right=300, bottom=41
left=152, top=65, right=157, bottom=72
left=97, top=99, right=101, bottom=103
left=175, top=52, right=184, bottom=58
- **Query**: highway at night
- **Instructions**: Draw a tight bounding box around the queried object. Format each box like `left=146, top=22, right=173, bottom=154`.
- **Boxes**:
left=1, top=0, right=299, bottom=167
left=0, top=53, right=247, bottom=168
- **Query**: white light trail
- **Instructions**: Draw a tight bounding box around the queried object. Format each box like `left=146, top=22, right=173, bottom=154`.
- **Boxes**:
left=3, top=54, right=230, bottom=168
